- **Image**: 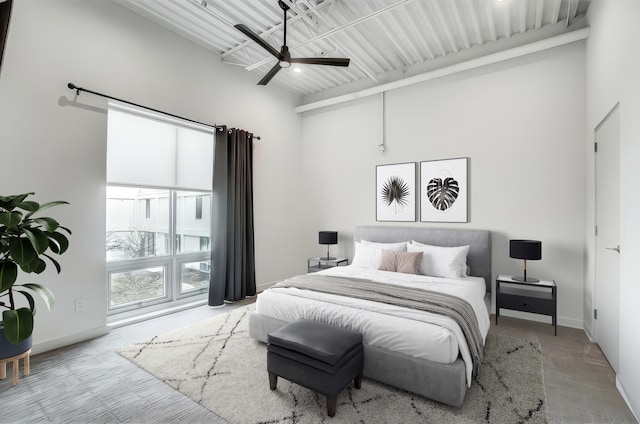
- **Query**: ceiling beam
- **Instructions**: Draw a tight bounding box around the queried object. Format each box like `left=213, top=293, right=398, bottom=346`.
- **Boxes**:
left=414, top=2, right=446, bottom=57
left=551, top=0, right=562, bottom=24
left=450, top=1, right=471, bottom=50
left=295, top=27, right=590, bottom=113
left=431, top=0, right=458, bottom=53
left=519, top=0, right=527, bottom=34
left=464, top=0, right=483, bottom=47
left=535, top=0, right=544, bottom=29
left=484, top=0, right=498, bottom=42
left=503, top=3, right=512, bottom=38
left=399, top=6, right=436, bottom=60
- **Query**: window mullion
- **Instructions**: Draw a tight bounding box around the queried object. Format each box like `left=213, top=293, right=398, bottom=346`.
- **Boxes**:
left=170, top=190, right=178, bottom=301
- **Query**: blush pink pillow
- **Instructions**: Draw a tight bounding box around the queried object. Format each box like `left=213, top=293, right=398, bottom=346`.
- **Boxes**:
left=377, top=250, right=423, bottom=275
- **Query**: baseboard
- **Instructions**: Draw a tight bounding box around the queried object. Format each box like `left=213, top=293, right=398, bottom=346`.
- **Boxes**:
left=32, top=326, right=110, bottom=355
left=616, top=376, right=640, bottom=422
left=498, top=310, right=584, bottom=330
left=257, top=282, right=275, bottom=292
left=583, top=321, right=595, bottom=342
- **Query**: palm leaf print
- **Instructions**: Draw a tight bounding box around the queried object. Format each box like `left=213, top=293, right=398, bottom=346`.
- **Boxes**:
left=381, top=176, right=411, bottom=209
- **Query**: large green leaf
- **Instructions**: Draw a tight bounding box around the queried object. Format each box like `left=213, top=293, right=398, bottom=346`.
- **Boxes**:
left=1, top=308, right=34, bottom=345
left=15, top=201, right=39, bottom=212
left=20, top=257, right=46, bottom=274
left=0, top=261, right=18, bottom=292
left=8, top=238, right=37, bottom=267
left=31, top=217, right=60, bottom=232
left=48, top=231, right=70, bottom=254
left=0, top=211, right=22, bottom=228
left=42, top=253, right=61, bottom=273
left=15, top=289, right=36, bottom=312
left=24, top=200, right=68, bottom=219
left=20, top=283, right=54, bottom=310
left=23, top=228, right=50, bottom=254
left=0, top=193, right=32, bottom=208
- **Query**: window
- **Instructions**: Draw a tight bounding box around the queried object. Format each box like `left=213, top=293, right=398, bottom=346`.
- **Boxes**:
left=106, top=103, right=213, bottom=316
left=195, top=195, right=203, bottom=220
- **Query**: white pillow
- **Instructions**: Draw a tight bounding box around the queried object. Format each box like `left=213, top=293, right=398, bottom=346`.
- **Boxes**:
left=351, top=242, right=378, bottom=269
left=360, top=240, right=408, bottom=252
left=352, top=241, right=407, bottom=269
left=407, top=242, right=470, bottom=278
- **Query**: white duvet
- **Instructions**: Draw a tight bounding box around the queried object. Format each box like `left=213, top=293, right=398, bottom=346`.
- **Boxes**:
left=256, top=265, right=490, bottom=387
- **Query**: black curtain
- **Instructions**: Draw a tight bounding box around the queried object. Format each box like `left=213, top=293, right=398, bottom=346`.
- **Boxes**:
left=0, top=0, right=12, bottom=75
left=209, top=127, right=256, bottom=306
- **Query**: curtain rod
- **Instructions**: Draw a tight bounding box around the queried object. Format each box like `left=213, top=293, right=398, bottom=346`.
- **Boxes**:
left=66, top=83, right=261, bottom=140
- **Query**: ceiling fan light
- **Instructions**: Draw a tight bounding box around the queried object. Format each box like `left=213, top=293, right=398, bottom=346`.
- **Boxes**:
left=279, top=60, right=291, bottom=68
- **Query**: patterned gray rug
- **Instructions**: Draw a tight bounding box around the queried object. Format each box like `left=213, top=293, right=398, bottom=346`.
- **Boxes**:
left=118, top=305, right=546, bottom=424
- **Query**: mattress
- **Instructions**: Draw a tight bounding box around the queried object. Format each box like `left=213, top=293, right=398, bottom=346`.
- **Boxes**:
left=256, top=265, right=490, bottom=386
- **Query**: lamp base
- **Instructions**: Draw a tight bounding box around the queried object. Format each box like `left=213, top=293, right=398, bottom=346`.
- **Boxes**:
left=322, top=256, right=336, bottom=260
left=512, top=276, right=540, bottom=283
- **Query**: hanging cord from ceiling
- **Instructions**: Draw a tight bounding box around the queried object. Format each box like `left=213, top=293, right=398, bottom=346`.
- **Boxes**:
left=378, top=91, right=387, bottom=155
left=65, top=82, right=261, bottom=140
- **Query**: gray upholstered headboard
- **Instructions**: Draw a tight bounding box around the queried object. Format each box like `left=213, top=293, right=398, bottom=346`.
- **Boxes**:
left=353, top=225, right=492, bottom=293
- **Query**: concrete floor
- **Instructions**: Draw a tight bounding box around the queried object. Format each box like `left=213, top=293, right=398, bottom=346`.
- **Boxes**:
left=490, top=315, right=637, bottom=423
left=1, top=301, right=637, bottom=423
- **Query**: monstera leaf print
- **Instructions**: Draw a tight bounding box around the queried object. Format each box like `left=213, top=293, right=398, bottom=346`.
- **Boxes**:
left=381, top=176, right=411, bottom=209
left=427, top=177, right=459, bottom=211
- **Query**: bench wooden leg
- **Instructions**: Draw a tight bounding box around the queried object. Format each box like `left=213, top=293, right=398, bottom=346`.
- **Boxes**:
left=354, top=373, right=362, bottom=389
left=326, top=396, right=337, bottom=417
left=0, top=361, right=5, bottom=380
left=268, top=372, right=278, bottom=390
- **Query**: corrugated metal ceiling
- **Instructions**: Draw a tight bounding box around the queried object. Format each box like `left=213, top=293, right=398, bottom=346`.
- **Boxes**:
left=115, top=0, right=590, bottom=97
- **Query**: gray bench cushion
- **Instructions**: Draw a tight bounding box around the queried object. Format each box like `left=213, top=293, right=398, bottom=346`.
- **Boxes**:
left=268, top=319, right=362, bottom=366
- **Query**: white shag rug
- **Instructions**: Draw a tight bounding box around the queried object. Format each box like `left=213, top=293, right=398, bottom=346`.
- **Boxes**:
left=118, top=305, right=546, bottom=424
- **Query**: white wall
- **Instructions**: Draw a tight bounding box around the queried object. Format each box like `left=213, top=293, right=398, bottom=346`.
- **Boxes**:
left=300, top=42, right=587, bottom=328
left=0, top=0, right=303, bottom=353
left=586, top=0, right=640, bottom=418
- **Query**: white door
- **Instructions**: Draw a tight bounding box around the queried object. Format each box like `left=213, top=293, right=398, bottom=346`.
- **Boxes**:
left=595, top=104, right=621, bottom=373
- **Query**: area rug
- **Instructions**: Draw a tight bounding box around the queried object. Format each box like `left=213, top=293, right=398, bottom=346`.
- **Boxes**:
left=118, top=305, right=546, bottom=424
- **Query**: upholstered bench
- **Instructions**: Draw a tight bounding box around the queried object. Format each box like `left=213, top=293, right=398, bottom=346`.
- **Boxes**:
left=267, top=319, right=364, bottom=417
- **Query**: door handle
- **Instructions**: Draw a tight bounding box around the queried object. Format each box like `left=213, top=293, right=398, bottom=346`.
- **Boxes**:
left=606, top=245, right=621, bottom=253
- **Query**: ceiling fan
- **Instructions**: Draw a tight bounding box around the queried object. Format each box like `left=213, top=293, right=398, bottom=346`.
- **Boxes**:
left=234, top=0, right=351, bottom=85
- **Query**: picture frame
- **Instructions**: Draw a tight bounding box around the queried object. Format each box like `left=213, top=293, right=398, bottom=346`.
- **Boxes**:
left=420, top=157, right=468, bottom=223
left=376, top=162, right=416, bottom=222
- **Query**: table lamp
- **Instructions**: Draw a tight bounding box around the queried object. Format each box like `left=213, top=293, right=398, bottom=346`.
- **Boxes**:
left=509, top=239, right=542, bottom=282
left=319, top=231, right=338, bottom=260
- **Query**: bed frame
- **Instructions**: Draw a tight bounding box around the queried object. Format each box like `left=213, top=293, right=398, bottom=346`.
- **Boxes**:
left=248, top=225, right=492, bottom=407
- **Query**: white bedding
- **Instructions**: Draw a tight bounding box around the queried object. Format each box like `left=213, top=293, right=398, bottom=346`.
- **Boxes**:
left=256, top=265, right=490, bottom=387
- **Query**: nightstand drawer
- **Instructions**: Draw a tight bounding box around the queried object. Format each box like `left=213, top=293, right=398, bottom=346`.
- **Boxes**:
left=497, top=289, right=555, bottom=315
left=307, top=257, right=348, bottom=273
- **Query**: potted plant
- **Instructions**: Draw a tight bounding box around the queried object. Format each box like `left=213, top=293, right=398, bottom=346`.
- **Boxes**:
left=0, top=193, right=71, bottom=357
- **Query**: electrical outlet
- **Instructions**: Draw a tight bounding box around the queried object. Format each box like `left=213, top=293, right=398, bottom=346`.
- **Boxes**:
left=75, top=298, right=85, bottom=312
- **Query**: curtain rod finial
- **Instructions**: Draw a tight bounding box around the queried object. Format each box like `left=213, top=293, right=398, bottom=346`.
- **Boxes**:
left=67, top=82, right=80, bottom=95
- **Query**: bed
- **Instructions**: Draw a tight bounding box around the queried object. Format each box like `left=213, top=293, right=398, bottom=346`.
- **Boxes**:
left=248, top=225, right=492, bottom=407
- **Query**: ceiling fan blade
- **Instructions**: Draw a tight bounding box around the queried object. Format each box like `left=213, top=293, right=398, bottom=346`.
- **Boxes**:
left=257, top=63, right=282, bottom=85
left=234, top=24, right=281, bottom=59
left=290, top=57, right=351, bottom=67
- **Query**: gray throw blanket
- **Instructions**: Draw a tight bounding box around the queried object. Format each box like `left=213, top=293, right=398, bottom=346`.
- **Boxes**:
left=273, top=273, right=484, bottom=378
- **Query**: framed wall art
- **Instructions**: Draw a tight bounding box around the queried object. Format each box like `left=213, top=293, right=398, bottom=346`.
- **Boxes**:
left=420, top=157, right=468, bottom=223
left=376, top=162, right=416, bottom=222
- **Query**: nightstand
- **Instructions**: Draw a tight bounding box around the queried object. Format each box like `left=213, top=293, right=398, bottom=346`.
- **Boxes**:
left=495, top=274, right=557, bottom=336
left=308, top=257, right=348, bottom=273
